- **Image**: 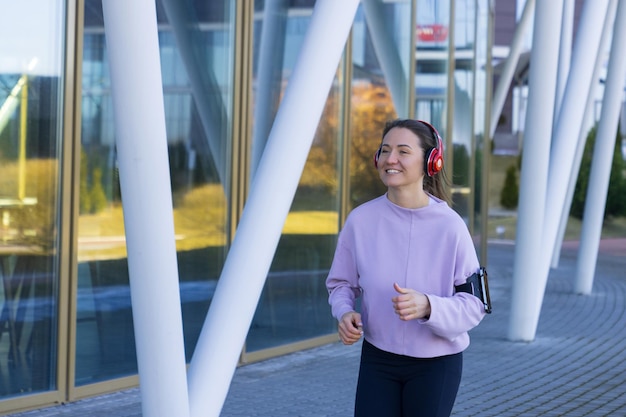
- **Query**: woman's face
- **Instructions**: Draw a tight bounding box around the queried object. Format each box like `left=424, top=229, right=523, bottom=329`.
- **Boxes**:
left=376, top=127, right=425, bottom=190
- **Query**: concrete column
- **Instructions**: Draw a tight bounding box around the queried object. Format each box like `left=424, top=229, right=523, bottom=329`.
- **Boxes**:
left=551, top=0, right=617, bottom=268
left=186, top=1, right=360, bottom=416
left=490, top=0, right=534, bottom=138
left=508, top=0, right=563, bottom=342
left=539, top=0, right=610, bottom=272
left=554, top=0, right=575, bottom=116
left=101, top=2, right=190, bottom=416
left=362, top=0, right=409, bottom=117
left=510, top=0, right=611, bottom=342
left=575, top=0, right=626, bottom=294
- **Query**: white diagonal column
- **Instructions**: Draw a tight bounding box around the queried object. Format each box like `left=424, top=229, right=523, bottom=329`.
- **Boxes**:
left=508, top=0, right=563, bottom=342
left=186, top=1, right=360, bottom=416
left=539, top=0, right=609, bottom=270
left=551, top=0, right=617, bottom=268
left=575, top=0, right=626, bottom=294
left=510, top=0, right=611, bottom=342
left=554, top=0, right=575, bottom=117
left=101, top=2, right=190, bottom=417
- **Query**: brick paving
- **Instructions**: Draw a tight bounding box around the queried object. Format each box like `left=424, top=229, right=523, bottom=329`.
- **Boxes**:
left=8, top=240, right=626, bottom=417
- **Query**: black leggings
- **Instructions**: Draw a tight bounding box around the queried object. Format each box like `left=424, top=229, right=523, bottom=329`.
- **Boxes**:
left=354, top=340, right=463, bottom=417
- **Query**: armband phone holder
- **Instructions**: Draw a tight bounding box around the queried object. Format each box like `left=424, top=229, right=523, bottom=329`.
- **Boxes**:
left=455, top=267, right=492, bottom=314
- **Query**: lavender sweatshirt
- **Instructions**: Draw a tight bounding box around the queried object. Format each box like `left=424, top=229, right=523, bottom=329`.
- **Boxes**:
left=326, top=194, right=486, bottom=358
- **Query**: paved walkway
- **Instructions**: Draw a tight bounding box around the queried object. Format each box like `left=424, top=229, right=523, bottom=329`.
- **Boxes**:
left=9, top=240, right=626, bottom=416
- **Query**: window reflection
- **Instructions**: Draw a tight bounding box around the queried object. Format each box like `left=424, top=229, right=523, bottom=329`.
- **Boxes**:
left=349, top=2, right=411, bottom=209
left=0, top=0, right=64, bottom=398
left=416, top=0, right=483, bottom=227
left=452, top=0, right=478, bottom=223
left=79, top=4, right=134, bottom=382
left=247, top=0, right=339, bottom=352
left=472, top=0, right=491, bottom=239
left=77, top=0, right=234, bottom=384
left=415, top=0, right=449, bottom=129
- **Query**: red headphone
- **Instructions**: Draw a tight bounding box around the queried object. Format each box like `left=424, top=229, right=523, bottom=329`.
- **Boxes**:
left=373, top=120, right=444, bottom=177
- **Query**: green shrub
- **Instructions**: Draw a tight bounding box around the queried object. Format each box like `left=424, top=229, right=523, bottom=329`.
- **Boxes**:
left=453, top=144, right=470, bottom=187
left=80, top=148, right=110, bottom=214
left=91, top=167, right=108, bottom=213
left=500, top=164, right=519, bottom=209
left=571, top=125, right=626, bottom=219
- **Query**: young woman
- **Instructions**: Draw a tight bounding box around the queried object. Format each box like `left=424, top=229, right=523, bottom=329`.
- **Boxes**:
left=326, top=118, right=487, bottom=417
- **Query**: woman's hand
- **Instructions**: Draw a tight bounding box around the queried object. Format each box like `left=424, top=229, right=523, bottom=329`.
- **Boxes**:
left=338, top=311, right=363, bottom=345
left=392, top=282, right=431, bottom=320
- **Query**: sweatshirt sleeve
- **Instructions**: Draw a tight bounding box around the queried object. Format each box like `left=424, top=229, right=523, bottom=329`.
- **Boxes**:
left=325, top=233, right=362, bottom=321
left=423, top=292, right=485, bottom=341
left=422, top=216, right=487, bottom=340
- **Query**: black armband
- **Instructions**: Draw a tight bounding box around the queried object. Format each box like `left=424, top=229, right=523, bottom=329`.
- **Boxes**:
left=455, top=267, right=492, bottom=314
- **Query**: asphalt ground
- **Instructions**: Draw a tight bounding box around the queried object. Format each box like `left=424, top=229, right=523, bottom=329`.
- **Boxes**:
left=8, top=239, right=626, bottom=417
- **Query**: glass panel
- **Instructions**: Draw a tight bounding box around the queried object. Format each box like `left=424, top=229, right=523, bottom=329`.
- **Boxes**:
left=415, top=0, right=450, bottom=132
left=472, top=0, right=490, bottom=241
left=451, top=0, right=477, bottom=224
left=246, top=0, right=339, bottom=352
left=158, top=0, right=235, bottom=363
left=349, top=1, right=412, bottom=209
left=77, top=0, right=234, bottom=384
left=0, top=0, right=65, bottom=397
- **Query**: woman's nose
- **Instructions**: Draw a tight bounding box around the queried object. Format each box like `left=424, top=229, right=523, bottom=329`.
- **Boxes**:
left=386, top=151, right=399, bottom=163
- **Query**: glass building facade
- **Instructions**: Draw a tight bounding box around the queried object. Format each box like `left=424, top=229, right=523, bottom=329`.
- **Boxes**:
left=0, top=0, right=492, bottom=412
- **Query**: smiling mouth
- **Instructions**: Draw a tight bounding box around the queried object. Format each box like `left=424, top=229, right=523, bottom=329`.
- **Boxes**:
left=386, top=169, right=401, bottom=174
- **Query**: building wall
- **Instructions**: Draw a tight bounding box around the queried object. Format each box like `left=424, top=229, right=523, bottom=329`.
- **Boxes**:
left=0, top=0, right=490, bottom=412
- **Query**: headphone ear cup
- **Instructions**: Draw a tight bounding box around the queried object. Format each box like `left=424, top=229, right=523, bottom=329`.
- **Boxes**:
left=425, top=146, right=443, bottom=176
